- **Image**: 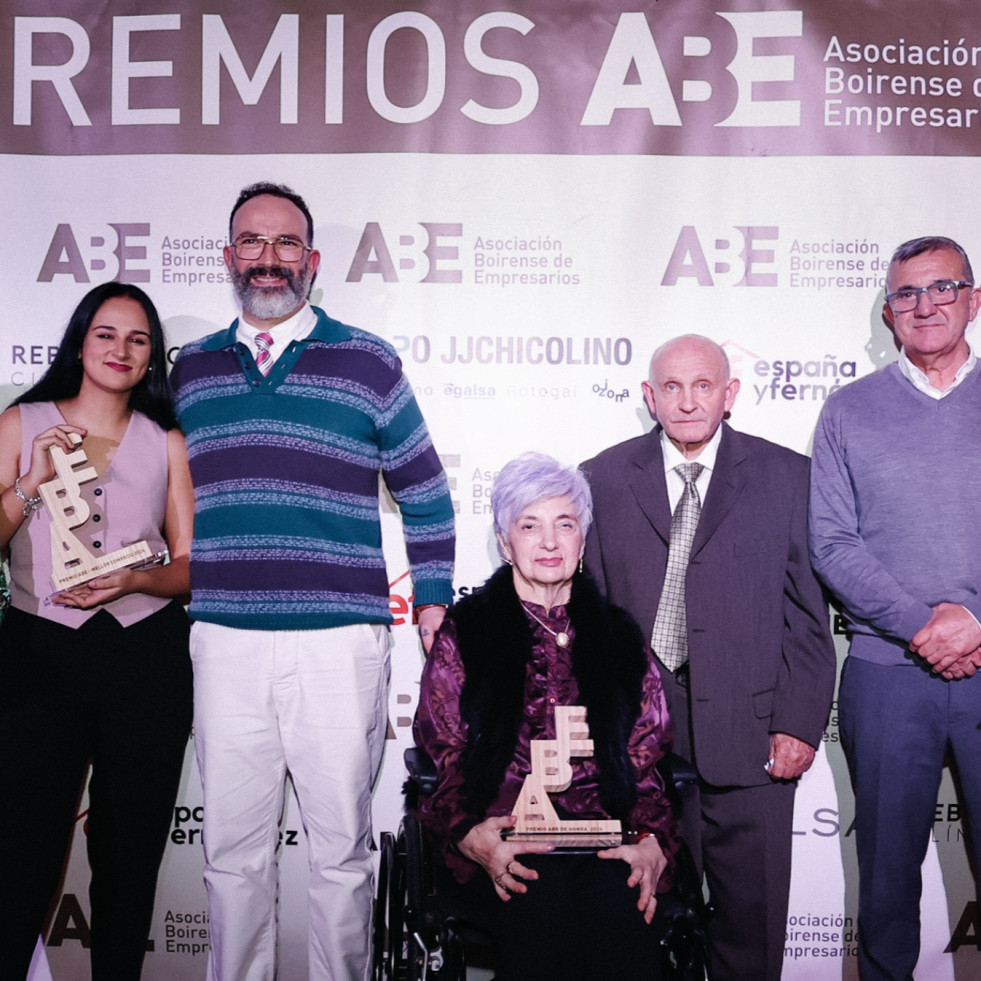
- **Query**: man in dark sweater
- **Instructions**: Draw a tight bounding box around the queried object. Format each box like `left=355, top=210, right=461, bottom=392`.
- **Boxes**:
left=810, top=235, right=981, bottom=981
left=172, top=182, right=454, bottom=981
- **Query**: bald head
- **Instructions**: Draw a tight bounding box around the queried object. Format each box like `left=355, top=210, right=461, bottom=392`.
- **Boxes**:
left=649, top=334, right=730, bottom=383
left=643, top=334, right=739, bottom=459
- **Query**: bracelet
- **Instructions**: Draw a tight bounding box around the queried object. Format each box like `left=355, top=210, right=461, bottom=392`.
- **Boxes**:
left=634, top=830, right=653, bottom=843
left=412, top=603, right=447, bottom=625
left=13, top=478, right=42, bottom=517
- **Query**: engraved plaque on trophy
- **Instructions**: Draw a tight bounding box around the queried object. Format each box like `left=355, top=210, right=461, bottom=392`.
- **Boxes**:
left=38, top=433, right=153, bottom=592
left=503, top=705, right=624, bottom=849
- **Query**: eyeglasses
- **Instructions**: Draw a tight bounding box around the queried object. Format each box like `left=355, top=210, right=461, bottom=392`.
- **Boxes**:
left=232, top=235, right=311, bottom=262
left=885, top=280, right=973, bottom=313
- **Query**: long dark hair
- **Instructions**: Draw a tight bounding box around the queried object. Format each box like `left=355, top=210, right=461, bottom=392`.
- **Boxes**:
left=11, top=282, right=177, bottom=430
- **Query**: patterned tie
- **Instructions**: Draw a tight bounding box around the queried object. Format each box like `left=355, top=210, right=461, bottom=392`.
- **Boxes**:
left=651, top=462, right=705, bottom=672
left=255, top=331, right=274, bottom=376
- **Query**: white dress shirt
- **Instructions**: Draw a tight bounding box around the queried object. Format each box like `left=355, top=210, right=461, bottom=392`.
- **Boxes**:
left=660, top=423, right=723, bottom=511
left=236, top=302, right=317, bottom=369
left=897, top=346, right=977, bottom=399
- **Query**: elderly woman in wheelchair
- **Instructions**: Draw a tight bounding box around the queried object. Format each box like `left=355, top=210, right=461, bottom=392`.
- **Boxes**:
left=412, top=452, right=679, bottom=980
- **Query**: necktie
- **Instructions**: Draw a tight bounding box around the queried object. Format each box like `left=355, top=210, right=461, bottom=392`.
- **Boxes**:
left=255, top=331, right=274, bottom=376
left=651, top=462, right=705, bottom=672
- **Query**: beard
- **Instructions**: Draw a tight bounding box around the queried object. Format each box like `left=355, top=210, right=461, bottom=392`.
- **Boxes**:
left=231, top=261, right=314, bottom=321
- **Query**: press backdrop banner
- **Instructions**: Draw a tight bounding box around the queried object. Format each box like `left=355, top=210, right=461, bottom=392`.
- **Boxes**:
left=3, top=1, right=981, bottom=978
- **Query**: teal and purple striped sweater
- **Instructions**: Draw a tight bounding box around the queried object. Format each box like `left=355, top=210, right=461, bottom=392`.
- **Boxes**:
left=171, top=306, right=454, bottom=631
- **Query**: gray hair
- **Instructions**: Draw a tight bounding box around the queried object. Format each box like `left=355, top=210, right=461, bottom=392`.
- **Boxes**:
left=491, top=452, right=592, bottom=561
left=888, top=236, right=973, bottom=288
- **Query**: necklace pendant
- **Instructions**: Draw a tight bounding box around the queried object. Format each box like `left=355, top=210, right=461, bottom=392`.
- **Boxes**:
left=555, top=631, right=570, bottom=648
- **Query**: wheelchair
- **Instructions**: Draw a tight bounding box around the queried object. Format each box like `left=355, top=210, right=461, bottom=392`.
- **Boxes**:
left=372, top=747, right=471, bottom=980
left=373, top=747, right=709, bottom=981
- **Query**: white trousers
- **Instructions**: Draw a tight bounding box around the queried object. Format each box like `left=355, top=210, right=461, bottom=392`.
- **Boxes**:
left=191, top=620, right=392, bottom=981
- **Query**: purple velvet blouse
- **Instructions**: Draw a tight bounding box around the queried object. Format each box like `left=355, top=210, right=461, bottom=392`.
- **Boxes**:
left=413, top=599, right=679, bottom=886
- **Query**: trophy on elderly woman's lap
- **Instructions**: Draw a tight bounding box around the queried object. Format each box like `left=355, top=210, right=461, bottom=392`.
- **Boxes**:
left=38, top=432, right=153, bottom=593
left=503, top=705, right=625, bottom=850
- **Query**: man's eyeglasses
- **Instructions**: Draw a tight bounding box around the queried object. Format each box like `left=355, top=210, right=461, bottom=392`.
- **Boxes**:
left=232, top=235, right=311, bottom=262
left=885, top=280, right=973, bottom=313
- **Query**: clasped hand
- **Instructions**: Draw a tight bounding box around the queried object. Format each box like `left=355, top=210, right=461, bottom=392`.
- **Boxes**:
left=597, top=835, right=667, bottom=924
left=458, top=815, right=666, bottom=923
left=457, top=815, right=552, bottom=902
left=910, top=603, right=981, bottom=680
left=766, top=732, right=816, bottom=781
left=13, top=423, right=87, bottom=505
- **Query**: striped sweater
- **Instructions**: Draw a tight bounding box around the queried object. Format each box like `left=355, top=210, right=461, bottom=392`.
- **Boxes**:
left=171, top=306, right=454, bottom=631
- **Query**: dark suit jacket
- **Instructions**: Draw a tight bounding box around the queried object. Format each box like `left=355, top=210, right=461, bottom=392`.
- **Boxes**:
left=582, top=423, right=835, bottom=788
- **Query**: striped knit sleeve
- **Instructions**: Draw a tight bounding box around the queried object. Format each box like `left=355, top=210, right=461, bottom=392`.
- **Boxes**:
left=372, top=350, right=455, bottom=607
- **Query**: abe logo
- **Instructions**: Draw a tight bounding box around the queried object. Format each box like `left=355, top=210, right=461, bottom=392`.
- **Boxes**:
left=581, top=10, right=802, bottom=129
left=38, top=222, right=151, bottom=284
left=661, top=225, right=778, bottom=287
left=346, top=222, right=462, bottom=285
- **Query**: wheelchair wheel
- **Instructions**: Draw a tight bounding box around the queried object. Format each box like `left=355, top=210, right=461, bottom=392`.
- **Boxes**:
left=398, top=816, right=431, bottom=981
left=373, top=818, right=467, bottom=981
left=373, top=829, right=414, bottom=980
left=372, top=831, right=397, bottom=981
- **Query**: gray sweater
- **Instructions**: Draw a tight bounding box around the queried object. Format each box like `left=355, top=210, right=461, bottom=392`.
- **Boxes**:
left=809, top=361, right=981, bottom=665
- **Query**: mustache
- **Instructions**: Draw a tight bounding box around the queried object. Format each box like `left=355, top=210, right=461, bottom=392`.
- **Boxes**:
left=245, top=265, right=294, bottom=285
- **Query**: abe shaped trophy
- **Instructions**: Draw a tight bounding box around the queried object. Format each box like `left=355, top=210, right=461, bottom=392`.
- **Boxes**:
left=39, top=432, right=155, bottom=595
left=503, top=705, right=627, bottom=850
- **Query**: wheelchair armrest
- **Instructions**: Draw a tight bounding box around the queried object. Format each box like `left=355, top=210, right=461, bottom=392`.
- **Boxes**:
left=658, top=751, right=698, bottom=793
left=404, top=746, right=439, bottom=797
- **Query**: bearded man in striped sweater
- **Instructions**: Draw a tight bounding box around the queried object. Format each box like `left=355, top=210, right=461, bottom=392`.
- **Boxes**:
left=172, top=181, right=454, bottom=981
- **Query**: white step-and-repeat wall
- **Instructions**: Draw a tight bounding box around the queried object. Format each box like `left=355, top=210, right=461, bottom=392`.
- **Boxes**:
left=3, top=1, right=980, bottom=977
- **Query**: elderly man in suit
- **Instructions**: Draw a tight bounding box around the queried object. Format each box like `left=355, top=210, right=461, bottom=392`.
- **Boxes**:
left=581, top=333, right=835, bottom=980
